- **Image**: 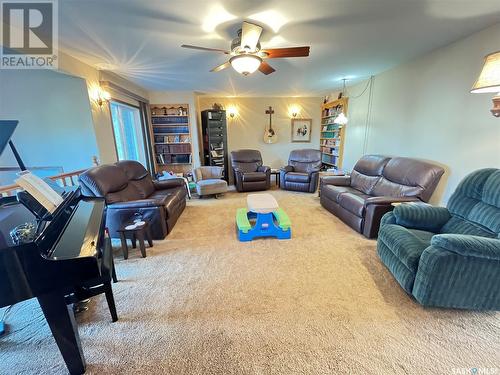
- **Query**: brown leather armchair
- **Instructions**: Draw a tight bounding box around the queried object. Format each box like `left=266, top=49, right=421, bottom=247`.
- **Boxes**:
left=280, top=149, right=322, bottom=193
left=78, top=160, right=186, bottom=239
left=320, top=155, right=445, bottom=238
left=230, top=149, right=271, bottom=192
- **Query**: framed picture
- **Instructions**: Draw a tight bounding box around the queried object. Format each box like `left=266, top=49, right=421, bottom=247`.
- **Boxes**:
left=291, top=118, right=312, bottom=142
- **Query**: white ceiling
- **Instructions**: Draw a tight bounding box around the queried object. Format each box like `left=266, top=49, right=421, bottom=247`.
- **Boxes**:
left=59, top=0, right=500, bottom=96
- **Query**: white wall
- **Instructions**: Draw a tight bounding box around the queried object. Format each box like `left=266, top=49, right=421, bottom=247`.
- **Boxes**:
left=197, top=96, right=322, bottom=173
left=341, top=23, right=500, bottom=205
left=0, top=69, right=99, bottom=181
left=58, top=52, right=150, bottom=164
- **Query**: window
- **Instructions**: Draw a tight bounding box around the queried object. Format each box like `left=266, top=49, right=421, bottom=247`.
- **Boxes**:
left=110, top=101, right=147, bottom=165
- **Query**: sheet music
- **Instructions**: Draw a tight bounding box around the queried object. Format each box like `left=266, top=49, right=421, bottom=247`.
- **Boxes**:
left=15, top=171, right=64, bottom=213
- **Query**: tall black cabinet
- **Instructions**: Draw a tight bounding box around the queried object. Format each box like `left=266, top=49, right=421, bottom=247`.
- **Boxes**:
left=201, top=110, right=229, bottom=181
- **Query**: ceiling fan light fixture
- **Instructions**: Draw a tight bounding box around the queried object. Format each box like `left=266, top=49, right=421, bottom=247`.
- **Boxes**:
left=230, top=54, right=262, bottom=76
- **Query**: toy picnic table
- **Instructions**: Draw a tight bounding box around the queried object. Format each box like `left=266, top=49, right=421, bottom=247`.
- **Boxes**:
left=236, top=193, right=291, bottom=242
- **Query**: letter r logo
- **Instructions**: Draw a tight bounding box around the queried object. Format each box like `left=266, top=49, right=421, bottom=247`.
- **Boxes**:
left=2, top=2, right=53, bottom=54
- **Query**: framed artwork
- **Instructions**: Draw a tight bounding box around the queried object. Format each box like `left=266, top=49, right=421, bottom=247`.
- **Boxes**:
left=291, top=118, right=312, bottom=142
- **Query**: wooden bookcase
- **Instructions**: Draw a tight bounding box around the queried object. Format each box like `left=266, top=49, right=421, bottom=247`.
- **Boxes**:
left=149, top=104, right=192, bottom=175
left=320, top=97, right=348, bottom=170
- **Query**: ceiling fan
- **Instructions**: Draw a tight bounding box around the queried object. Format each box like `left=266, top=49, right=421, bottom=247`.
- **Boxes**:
left=181, top=21, right=310, bottom=76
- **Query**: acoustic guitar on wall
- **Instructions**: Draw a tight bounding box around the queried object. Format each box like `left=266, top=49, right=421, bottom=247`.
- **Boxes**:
left=263, top=106, right=278, bottom=144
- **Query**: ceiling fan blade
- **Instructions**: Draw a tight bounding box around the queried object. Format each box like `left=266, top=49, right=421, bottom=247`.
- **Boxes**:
left=240, top=21, right=263, bottom=51
left=262, top=46, right=310, bottom=59
left=210, top=61, right=231, bottom=72
left=259, top=61, right=275, bottom=75
left=181, top=44, right=230, bottom=54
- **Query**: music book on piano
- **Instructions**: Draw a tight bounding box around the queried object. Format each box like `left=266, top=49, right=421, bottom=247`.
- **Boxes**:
left=15, top=171, right=64, bottom=213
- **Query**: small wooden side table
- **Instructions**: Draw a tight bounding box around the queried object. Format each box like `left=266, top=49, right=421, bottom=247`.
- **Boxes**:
left=270, top=169, right=280, bottom=187
left=117, top=221, right=153, bottom=259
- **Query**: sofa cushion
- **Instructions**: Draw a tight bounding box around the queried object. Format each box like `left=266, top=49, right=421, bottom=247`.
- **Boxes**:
left=129, top=178, right=155, bottom=199
left=115, top=160, right=156, bottom=199
left=371, top=157, right=444, bottom=202
left=445, top=169, right=500, bottom=236
left=231, top=149, right=263, bottom=173
left=288, top=149, right=322, bottom=173
left=285, top=172, right=310, bottom=183
left=322, top=185, right=350, bottom=202
left=350, top=170, right=380, bottom=195
left=115, top=160, right=149, bottom=180
left=79, top=164, right=129, bottom=197
left=378, top=224, right=432, bottom=273
left=322, top=185, right=365, bottom=203
left=150, top=187, right=185, bottom=204
left=440, top=216, right=497, bottom=238
left=338, top=192, right=368, bottom=217
left=353, top=155, right=391, bottom=176
left=242, top=172, right=267, bottom=182
left=105, top=183, right=142, bottom=204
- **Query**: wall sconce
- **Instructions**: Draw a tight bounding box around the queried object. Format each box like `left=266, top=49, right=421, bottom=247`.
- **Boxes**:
left=89, top=86, right=111, bottom=107
left=289, top=105, right=300, bottom=118
left=227, top=106, right=238, bottom=119
left=471, top=51, right=500, bottom=117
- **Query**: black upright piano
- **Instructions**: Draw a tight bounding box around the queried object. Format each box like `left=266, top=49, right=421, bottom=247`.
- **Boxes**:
left=0, top=188, right=118, bottom=375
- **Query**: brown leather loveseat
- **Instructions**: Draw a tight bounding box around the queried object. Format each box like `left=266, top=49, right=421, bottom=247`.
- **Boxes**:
left=320, top=155, right=444, bottom=238
left=79, top=160, right=186, bottom=239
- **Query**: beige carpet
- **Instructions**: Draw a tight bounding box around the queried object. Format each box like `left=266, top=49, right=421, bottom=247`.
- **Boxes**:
left=1, top=190, right=499, bottom=374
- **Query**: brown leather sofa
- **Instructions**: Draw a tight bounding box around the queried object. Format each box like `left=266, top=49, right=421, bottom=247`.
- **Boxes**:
left=320, top=155, right=444, bottom=238
left=79, top=160, right=186, bottom=240
left=230, top=149, right=271, bottom=192
left=280, top=149, right=322, bottom=192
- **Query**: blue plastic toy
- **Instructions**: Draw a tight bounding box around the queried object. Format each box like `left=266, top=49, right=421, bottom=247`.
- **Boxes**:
left=236, top=194, right=291, bottom=241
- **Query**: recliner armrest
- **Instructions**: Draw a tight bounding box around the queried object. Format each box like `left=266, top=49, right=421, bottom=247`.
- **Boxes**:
left=258, top=165, right=271, bottom=173
left=393, top=203, right=451, bottom=232
left=154, top=178, right=184, bottom=190
left=431, top=234, right=500, bottom=260
left=108, top=197, right=168, bottom=209
left=280, top=166, right=294, bottom=173
left=321, top=175, right=351, bottom=186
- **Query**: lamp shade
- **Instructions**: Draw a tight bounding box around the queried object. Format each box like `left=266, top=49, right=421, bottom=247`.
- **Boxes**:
left=230, top=55, right=262, bottom=76
left=471, top=51, right=500, bottom=94
left=334, top=112, right=348, bottom=125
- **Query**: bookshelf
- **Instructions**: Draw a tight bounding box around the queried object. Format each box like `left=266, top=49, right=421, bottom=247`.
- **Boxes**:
left=320, top=97, right=348, bottom=170
left=149, top=104, right=192, bottom=175
left=200, top=110, right=229, bottom=181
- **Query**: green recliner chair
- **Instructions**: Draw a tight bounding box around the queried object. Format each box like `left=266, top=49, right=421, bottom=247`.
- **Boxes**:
left=377, top=168, right=500, bottom=310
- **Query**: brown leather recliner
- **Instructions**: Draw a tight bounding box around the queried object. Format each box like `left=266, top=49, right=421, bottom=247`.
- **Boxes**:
left=230, top=149, right=271, bottom=192
left=280, top=149, right=322, bottom=193
left=320, top=155, right=445, bottom=238
left=78, top=160, right=186, bottom=240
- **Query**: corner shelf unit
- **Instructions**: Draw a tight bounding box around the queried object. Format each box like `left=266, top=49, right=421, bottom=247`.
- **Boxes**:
left=149, top=104, right=192, bottom=175
left=320, top=97, right=348, bottom=170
